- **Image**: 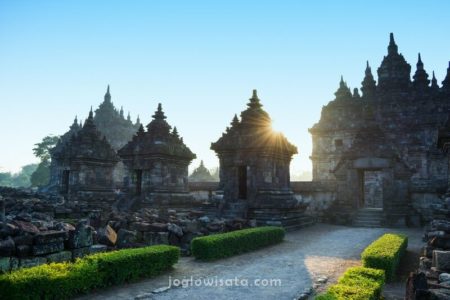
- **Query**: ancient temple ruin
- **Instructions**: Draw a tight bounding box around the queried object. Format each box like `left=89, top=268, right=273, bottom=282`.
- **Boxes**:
left=93, top=85, right=141, bottom=150
left=310, top=33, right=450, bottom=226
left=211, top=90, right=309, bottom=227
left=118, top=104, right=196, bottom=206
left=48, top=86, right=140, bottom=194
left=49, top=110, right=120, bottom=197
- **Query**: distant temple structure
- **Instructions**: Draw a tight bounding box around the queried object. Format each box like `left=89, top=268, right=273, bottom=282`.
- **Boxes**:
left=310, top=33, right=450, bottom=226
left=93, top=85, right=141, bottom=150
left=118, top=104, right=196, bottom=206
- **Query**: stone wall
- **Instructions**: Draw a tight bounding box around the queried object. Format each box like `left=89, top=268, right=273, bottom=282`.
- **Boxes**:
left=188, top=181, right=337, bottom=220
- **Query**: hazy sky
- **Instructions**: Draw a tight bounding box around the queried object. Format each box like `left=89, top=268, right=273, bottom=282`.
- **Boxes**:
left=1, top=0, right=450, bottom=174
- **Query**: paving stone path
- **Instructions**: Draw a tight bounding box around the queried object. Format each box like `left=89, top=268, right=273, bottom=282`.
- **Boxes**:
left=78, top=224, right=422, bottom=300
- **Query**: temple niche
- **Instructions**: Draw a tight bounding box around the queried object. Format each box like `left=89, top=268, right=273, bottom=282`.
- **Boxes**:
left=211, top=90, right=306, bottom=227
left=49, top=110, right=120, bottom=198
left=118, top=103, right=196, bottom=207
left=310, top=33, right=450, bottom=226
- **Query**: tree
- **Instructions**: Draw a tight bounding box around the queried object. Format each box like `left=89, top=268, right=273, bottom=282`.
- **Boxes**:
left=11, top=164, right=38, bottom=187
left=30, top=135, right=59, bottom=187
left=30, top=162, right=50, bottom=187
left=0, top=172, right=12, bottom=187
left=32, top=135, right=60, bottom=163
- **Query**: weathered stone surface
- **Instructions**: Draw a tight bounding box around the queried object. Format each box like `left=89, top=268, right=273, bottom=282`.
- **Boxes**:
left=439, top=273, right=450, bottom=283
left=97, top=225, right=117, bottom=246
left=34, top=230, right=66, bottom=245
left=0, top=223, right=19, bottom=238
left=71, top=247, right=91, bottom=260
left=147, top=222, right=168, bottom=232
left=0, top=237, right=15, bottom=256
left=167, top=223, right=183, bottom=237
left=432, top=250, right=450, bottom=271
left=142, top=232, right=169, bottom=246
left=19, top=257, right=47, bottom=268
left=67, top=222, right=93, bottom=249
left=13, top=234, right=33, bottom=246
left=46, top=251, right=72, bottom=263
left=12, top=220, right=39, bottom=235
left=16, top=245, right=31, bottom=258
left=116, top=229, right=138, bottom=248
left=32, top=242, right=64, bottom=256
left=90, top=244, right=107, bottom=254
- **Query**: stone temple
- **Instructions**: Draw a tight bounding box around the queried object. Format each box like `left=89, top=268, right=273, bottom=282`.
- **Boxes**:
left=310, top=33, right=450, bottom=226
left=49, top=109, right=120, bottom=198
left=118, top=103, right=196, bottom=207
left=211, top=90, right=309, bottom=228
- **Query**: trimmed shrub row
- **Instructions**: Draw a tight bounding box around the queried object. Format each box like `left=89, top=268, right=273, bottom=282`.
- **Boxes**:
left=315, top=233, right=409, bottom=299
left=0, top=245, right=179, bottom=300
left=315, top=266, right=385, bottom=300
left=191, top=226, right=285, bottom=260
left=361, top=233, right=408, bottom=281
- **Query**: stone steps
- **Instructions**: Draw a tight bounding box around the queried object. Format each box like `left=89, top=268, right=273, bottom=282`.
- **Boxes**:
left=353, top=208, right=384, bottom=227
left=249, top=208, right=315, bottom=231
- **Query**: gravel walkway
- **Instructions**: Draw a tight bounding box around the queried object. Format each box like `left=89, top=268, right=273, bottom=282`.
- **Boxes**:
left=78, top=224, right=422, bottom=300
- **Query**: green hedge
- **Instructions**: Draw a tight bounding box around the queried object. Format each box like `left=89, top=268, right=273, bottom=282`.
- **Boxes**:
left=361, top=233, right=408, bottom=281
left=191, top=226, right=285, bottom=260
left=0, top=245, right=179, bottom=300
left=315, top=266, right=385, bottom=300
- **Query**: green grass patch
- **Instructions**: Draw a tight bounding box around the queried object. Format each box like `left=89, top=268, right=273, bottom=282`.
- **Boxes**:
left=191, top=226, right=285, bottom=260
left=361, top=233, right=408, bottom=281
left=0, top=245, right=179, bottom=300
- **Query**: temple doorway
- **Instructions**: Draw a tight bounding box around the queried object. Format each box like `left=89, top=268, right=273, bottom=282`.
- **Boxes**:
left=61, top=170, right=70, bottom=194
left=135, top=170, right=142, bottom=196
left=362, top=170, right=383, bottom=208
left=238, top=166, right=247, bottom=199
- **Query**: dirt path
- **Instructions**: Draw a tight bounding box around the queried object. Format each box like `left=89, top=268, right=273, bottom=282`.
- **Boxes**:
left=78, top=224, right=423, bottom=300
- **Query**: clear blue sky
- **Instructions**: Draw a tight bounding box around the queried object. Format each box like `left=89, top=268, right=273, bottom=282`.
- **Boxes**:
left=1, top=0, right=449, bottom=174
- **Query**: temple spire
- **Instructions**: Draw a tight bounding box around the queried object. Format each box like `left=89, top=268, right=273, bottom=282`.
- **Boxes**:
left=152, top=103, right=167, bottom=120
left=136, top=114, right=141, bottom=125
left=388, top=32, right=398, bottom=55
left=361, top=61, right=376, bottom=98
left=247, top=89, right=262, bottom=109
left=442, top=62, right=450, bottom=92
left=417, top=53, right=423, bottom=70
left=353, top=88, right=361, bottom=99
left=413, top=53, right=430, bottom=89
left=172, top=126, right=179, bottom=138
left=70, top=115, right=80, bottom=130
left=104, top=85, right=111, bottom=103
left=334, top=76, right=352, bottom=100
left=231, top=114, right=240, bottom=127
left=431, top=71, right=439, bottom=90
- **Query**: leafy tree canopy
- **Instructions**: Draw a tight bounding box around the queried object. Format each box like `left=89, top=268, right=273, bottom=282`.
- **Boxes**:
left=32, top=135, right=60, bottom=163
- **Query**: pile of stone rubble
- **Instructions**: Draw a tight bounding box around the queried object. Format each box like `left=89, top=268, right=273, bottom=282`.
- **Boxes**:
left=0, top=187, right=251, bottom=273
left=406, top=200, right=450, bottom=299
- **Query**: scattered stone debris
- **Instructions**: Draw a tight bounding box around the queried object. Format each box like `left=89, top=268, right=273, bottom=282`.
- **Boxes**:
left=0, top=186, right=254, bottom=273
left=406, top=200, right=450, bottom=299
